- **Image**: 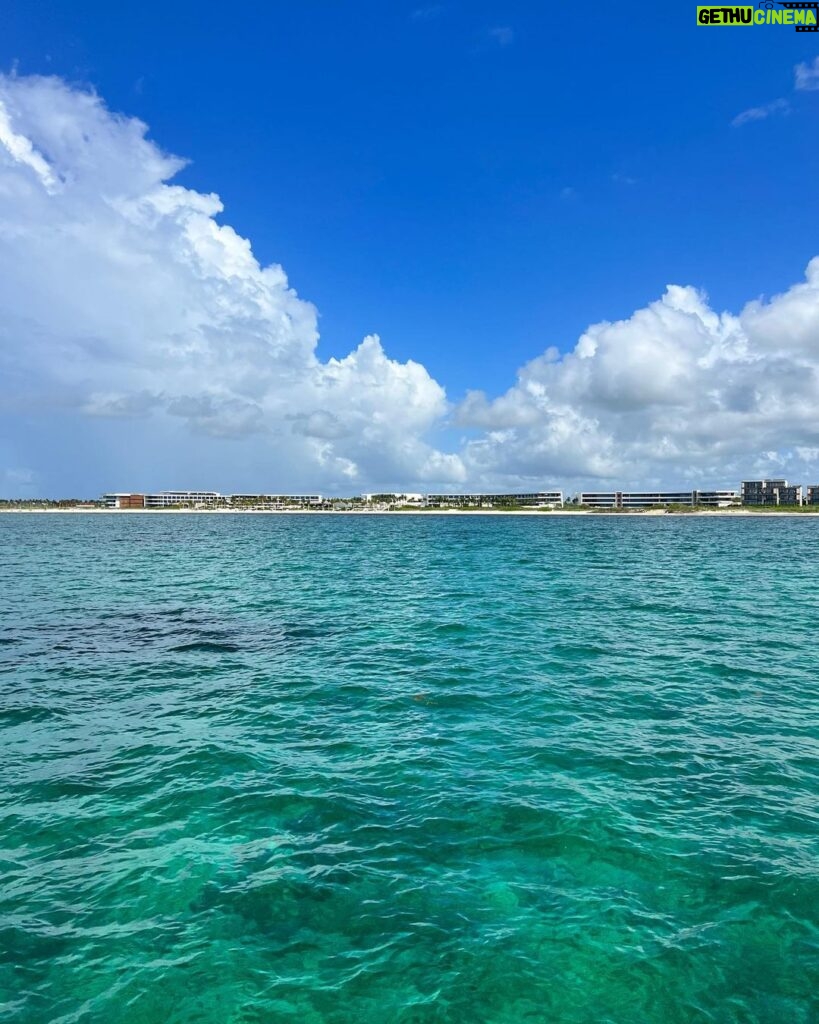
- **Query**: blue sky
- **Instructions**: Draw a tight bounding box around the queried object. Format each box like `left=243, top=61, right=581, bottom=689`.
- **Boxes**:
left=1, top=2, right=819, bottom=495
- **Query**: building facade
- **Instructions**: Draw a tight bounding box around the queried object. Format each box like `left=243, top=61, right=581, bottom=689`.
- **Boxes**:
left=695, top=490, right=740, bottom=507
left=106, top=491, right=327, bottom=509
left=579, top=489, right=739, bottom=508
left=620, top=491, right=699, bottom=508
left=741, top=480, right=803, bottom=506
left=143, top=491, right=220, bottom=507
left=361, top=493, right=425, bottom=506
left=424, top=491, right=563, bottom=508
left=578, top=492, right=620, bottom=508
left=102, top=493, right=145, bottom=509
left=227, top=494, right=324, bottom=508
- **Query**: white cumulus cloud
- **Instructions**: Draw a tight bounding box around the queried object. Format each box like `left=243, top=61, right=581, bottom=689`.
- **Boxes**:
left=1, top=73, right=819, bottom=495
left=455, top=274, right=819, bottom=489
left=0, top=73, right=460, bottom=492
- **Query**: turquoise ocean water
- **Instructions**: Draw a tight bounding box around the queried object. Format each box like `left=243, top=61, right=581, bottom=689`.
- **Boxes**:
left=2, top=513, right=819, bottom=1024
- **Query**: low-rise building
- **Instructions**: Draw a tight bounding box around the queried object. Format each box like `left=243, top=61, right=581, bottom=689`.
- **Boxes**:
left=362, top=493, right=425, bottom=506
left=102, top=493, right=145, bottom=509
left=424, top=491, right=562, bottom=508
left=620, top=491, right=697, bottom=508
left=741, top=480, right=803, bottom=506
left=144, top=491, right=220, bottom=507
left=228, top=494, right=323, bottom=508
left=578, top=492, right=620, bottom=508
left=105, top=490, right=326, bottom=509
left=694, top=490, right=740, bottom=507
left=579, top=489, right=739, bottom=508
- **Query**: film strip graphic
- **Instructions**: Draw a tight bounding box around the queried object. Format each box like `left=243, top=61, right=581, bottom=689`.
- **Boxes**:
left=761, top=0, right=819, bottom=30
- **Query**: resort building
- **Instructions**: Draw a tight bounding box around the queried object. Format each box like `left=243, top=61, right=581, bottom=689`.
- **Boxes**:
left=144, top=491, right=220, bottom=508
left=695, top=490, right=741, bottom=507
left=104, top=484, right=819, bottom=512
left=579, top=490, right=739, bottom=508
left=227, top=494, right=324, bottom=508
left=103, top=491, right=328, bottom=509
left=620, top=491, right=699, bottom=509
left=424, top=491, right=563, bottom=508
left=741, top=480, right=803, bottom=506
left=578, top=492, right=620, bottom=508
left=102, top=493, right=146, bottom=509
left=362, top=493, right=425, bottom=506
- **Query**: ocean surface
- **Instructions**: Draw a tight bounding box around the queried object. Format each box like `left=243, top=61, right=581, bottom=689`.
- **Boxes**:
left=2, top=513, right=819, bottom=1024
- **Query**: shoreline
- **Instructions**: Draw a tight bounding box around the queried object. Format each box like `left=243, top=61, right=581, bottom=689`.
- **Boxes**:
left=2, top=507, right=819, bottom=517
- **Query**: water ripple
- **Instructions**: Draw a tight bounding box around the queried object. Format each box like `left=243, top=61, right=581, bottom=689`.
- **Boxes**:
left=1, top=514, right=819, bottom=1022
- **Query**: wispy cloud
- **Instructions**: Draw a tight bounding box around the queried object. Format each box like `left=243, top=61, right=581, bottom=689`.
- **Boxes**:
left=731, top=58, right=819, bottom=127
left=411, top=5, right=444, bottom=21
left=731, top=98, right=789, bottom=127
left=612, top=173, right=637, bottom=186
left=3, top=467, right=36, bottom=488
left=795, top=56, right=819, bottom=91
left=488, top=26, right=514, bottom=46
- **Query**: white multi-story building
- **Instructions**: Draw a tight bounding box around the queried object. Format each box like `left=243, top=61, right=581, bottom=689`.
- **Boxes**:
left=579, top=489, right=739, bottom=508
left=578, top=492, right=620, bottom=508
left=144, top=491, right=220, bottom=507
left=361, top=493, right=425, bottom=506
left=424, top=491, right=563, bottom=508
left=228, top=494, right=324, bottom=508
left=694, top=490, right=740, bottom=507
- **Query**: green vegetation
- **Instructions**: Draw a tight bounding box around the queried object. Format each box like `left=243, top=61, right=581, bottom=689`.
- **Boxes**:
left=0, top=498, right=99, bottom=508
left=744, top=503, right=819, bottom=512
